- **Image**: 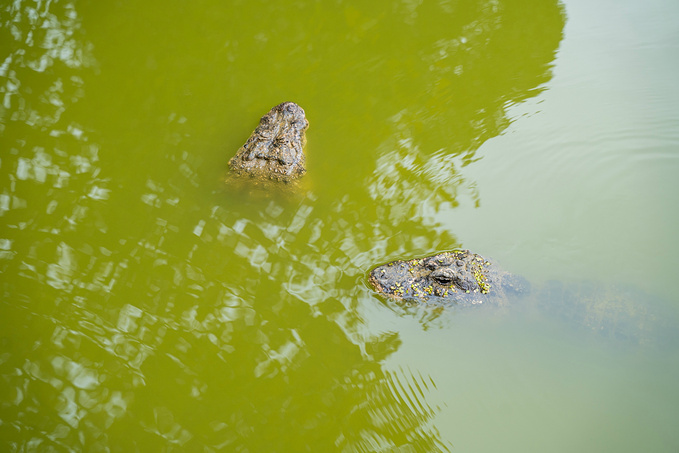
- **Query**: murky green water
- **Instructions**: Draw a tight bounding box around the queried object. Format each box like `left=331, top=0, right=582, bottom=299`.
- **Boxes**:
left=2, top=0, right=679, bottom=451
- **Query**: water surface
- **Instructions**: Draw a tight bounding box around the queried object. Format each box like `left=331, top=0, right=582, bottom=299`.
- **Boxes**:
left=1, top=0, right=678, bottom=451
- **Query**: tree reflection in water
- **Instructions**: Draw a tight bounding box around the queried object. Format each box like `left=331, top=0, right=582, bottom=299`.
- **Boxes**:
left=0, top=0, right=565, bottom=450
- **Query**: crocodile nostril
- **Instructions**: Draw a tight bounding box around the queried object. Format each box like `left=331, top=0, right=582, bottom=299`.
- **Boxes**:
left=425, top=261, right=438, bottom=270
left=431, top=268, right=454, bottom=285
left=455, top=278, right=475, bottom=292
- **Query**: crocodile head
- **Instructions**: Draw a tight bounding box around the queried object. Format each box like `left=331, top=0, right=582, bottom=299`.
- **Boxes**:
left=229, top=102, right=309, bottom=181
left=368, top=250, right=499, bottom=304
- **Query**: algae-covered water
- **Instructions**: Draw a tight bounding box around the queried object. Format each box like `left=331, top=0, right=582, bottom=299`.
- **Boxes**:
left=2, top=0, right=679, bottom=451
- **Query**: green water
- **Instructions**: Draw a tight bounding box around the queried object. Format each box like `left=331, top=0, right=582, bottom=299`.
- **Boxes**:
left=2, top=0, right=679, bottom=451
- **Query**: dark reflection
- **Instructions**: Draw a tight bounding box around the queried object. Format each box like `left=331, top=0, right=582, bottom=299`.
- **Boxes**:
left=1, top=0, right=566, bottom=451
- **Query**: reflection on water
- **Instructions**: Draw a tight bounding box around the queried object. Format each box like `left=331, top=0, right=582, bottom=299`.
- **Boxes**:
left=0, top=0, right=571, bottom=450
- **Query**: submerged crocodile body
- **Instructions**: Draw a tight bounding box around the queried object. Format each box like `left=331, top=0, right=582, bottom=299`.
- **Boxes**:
left=228, top=102, right=309, bottom=181
left=369, top=250, right=677, bottom=346
left=369, top=250, right=528, bottom=306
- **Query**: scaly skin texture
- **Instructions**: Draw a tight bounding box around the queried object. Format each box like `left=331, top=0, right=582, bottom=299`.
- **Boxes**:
left=228, top=102, right=309, bottom=181
left=369, top=250, right=678, bottom=347
left=368, top=250, right=528, bottom=306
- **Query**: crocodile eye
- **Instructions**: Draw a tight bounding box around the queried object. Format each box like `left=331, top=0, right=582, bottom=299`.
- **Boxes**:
left=431, top=268, right=454, bottom=285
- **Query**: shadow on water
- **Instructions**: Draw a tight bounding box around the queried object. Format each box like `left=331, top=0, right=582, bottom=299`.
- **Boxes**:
left=0, top=0, right=566, bottom=450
